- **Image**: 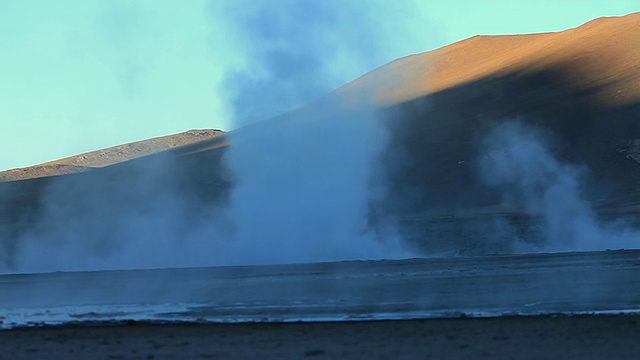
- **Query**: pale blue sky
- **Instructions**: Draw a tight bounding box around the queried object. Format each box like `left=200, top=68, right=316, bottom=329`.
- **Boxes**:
left=0, top=1, right=637, bottom=170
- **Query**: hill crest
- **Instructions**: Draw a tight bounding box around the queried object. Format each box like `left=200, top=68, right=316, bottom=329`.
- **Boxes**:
left=0, top=129, right=223, bottom=182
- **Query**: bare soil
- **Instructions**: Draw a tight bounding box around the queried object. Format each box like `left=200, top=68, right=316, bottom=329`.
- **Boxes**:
left=1, top=315, right=638, bottom=359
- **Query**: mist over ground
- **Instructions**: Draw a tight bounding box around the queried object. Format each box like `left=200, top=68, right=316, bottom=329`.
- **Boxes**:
left=477, top=121, right=640, bottom=253
left=222, top=98, right=410, bottom=265
left=2, top=7, right=640, bottom=274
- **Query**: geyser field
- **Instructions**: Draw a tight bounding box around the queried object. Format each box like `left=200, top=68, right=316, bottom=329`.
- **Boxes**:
left=1, top=11, right=640, bottom=360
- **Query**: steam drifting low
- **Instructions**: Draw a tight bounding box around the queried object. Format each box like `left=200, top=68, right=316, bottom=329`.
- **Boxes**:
left=3, top=97, right=410, bottom=273
left=478, top=121, right=640, bottom=253
left=221, top=100, right=409, bottom=265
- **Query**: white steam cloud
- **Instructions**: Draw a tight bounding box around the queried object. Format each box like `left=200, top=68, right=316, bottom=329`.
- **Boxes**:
left=220, top=98, right=409, bottom=264
left=478, top=121, right=639, bottom=253
left=10, top=155, right=223, bottom=272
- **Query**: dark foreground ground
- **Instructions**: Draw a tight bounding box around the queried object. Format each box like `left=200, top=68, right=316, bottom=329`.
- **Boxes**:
left=1, top=315, right=639, bottom=360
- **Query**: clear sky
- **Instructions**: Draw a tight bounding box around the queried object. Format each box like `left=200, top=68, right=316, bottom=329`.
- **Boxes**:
left=0, top=1, right=637, bottom=171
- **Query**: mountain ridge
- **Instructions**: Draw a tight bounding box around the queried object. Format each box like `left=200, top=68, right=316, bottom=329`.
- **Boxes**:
left=0, top=129, right=223, bottom=182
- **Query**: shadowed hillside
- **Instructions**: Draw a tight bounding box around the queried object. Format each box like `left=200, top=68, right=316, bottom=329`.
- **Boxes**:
left=362, top=14, right=640, bottom=254
left=2, top=13, right=640, bottom=266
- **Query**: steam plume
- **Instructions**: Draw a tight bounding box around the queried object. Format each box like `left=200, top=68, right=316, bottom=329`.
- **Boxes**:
left=219, top=98, right=409, bottom=265
left=220, top=0, right=426, bottom=126
left=478, top=121, right=639, bottom=252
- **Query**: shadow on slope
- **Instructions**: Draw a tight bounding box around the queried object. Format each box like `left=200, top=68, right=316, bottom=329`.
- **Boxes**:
left=375, top=63, right=640, bottom=254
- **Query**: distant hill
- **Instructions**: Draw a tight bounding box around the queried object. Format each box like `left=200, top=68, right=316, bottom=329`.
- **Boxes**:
left=0, top=129, right=223, bottom=182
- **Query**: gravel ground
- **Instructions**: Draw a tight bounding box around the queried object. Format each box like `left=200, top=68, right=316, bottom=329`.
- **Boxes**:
left=1, top=315, right=639, bottom=359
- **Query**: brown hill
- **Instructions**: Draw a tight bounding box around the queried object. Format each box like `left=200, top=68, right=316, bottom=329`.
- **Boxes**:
left=338, top=12, right=640, bottom=107
left=0, top=129, right=224, bottom=182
